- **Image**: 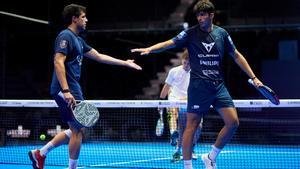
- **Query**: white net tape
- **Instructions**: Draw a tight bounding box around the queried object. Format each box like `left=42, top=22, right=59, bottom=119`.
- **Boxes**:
left=0, top=99, right=300, bottom=108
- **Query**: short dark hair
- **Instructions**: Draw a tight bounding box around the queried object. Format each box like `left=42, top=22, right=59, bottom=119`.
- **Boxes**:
left=193, top=0, right=215, bottom=15
left=62, top=4, right=86, bottom=25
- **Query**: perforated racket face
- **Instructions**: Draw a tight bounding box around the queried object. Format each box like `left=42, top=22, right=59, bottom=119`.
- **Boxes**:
left=73, top=102, right=99, bottom=128
left=258, top=86, right=280, bottom=105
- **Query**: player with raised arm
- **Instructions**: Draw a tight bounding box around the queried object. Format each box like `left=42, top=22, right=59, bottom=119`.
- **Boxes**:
left=132, top=0, right=263, bottom=168
left=158, top=49, right=202, bottom=163
left=28, top=4, right=141, bottom=169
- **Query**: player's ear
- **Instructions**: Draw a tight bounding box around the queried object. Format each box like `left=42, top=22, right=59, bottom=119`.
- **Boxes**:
left=209, top=13, right=214, bottom=19
left=72, top=16, right=78, bottom=23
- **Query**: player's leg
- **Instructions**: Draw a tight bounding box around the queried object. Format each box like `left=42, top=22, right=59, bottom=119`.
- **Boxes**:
left=171, top=108, right=186, bottom=162
left=192, top=118, right=203, bottom=160
left=29, top=94, right=73, bottom=169
left=202, top=82, right=239, bottom=169
left=29, top=129, right=71, bottom=169
left=182, top=112, right=202, bottom=169
left=215, top=107, right=239, bottom=148
left=184, top=78, right=213, bottom=169
left=202, top=107, right=238, bottom=169
left=168, top=108, right=179, bottom=146
left=68, top=123, right=84, bottom=169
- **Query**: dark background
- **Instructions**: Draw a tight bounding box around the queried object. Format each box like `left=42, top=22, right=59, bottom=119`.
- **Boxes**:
left=1, top=0, right=300, bottom=100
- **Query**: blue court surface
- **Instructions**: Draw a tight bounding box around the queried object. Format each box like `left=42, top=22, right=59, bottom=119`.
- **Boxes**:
left=0, top=142, right=299, bottom=169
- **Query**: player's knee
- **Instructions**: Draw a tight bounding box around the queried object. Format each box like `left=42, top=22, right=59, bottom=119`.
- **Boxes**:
left=228, top=119, right=239, bottom=130
left=186, top=124, right=198, bottom=133
left=69, top=126, right=83, bottom=135
left=64, top=129, right=72, bottom=138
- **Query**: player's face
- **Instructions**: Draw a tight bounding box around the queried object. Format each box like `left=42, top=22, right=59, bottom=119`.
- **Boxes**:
left=76, top=11, right=88, bottom=31
left=196, top=11, right=213, bottom=29
left=182, top=59, right=190, bottom=71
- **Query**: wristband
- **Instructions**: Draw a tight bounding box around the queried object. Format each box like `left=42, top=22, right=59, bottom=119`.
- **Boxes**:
left=62, top=89, right=70, bottom=93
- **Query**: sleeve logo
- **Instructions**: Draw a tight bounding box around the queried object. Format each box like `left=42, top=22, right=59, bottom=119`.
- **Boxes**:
left=59, top=40, right=68, bottom=49
left=177, top=31, right=187, bottom=40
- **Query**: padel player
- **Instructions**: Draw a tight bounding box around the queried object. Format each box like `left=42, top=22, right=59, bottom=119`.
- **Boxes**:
left=29, top=4, right=141, bottom=169
left=159, top=49, right=202, bottom=162
left=131, top=0, right=262, bottom=168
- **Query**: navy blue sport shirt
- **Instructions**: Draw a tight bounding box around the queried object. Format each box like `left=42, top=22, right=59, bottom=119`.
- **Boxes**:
left=172, top=25, right=236, bottom=81
left=50, top=28, right=92, bottom=97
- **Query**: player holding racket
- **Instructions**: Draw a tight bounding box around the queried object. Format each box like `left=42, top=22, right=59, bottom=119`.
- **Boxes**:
left=131, top=0, right=262, bottom=168
left=159, top=50, right=202, bottom=162
left=28, top=4, right=141, bottom=169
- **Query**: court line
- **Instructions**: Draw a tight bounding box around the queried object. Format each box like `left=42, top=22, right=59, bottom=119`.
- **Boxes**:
left=89, top=157, right=171, bottom=167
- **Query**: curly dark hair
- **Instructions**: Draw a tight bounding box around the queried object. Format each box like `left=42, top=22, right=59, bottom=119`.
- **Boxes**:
left=193, top=0, right=215, bottom=15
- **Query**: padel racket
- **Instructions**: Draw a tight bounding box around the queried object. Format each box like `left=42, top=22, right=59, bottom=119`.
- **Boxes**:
left=155, top=108, right=164, bottom=136
left=57, top=91, right=99, bottom=128
left=71, top=101, right=99, bottom=128
left=248, top=79, right=280, bottom=105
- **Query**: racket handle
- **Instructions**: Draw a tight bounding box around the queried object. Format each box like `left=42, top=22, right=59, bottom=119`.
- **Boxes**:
left=158, top=108, right=163, bottom=115
left=58, top=91, right=65, bottom=99
left=248, top=78, right=254, bottom=85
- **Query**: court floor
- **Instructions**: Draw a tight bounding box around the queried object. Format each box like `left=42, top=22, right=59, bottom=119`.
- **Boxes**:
left=0, top=142, right=299, bottom=169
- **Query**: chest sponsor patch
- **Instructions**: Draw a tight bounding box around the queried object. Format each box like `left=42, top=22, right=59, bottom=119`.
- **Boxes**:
left=202, top=42, right=215, bottom=52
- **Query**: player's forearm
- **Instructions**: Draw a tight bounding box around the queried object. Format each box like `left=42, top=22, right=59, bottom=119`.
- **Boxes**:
left=98, top=53, right=127, bottom=66
left=86, top=49, right=127, bottom=66
left=160, top=84, right=170, bottom=99
left=234, top=50, right=256, bottom=79
left=148, top=40, right=175, bottom=54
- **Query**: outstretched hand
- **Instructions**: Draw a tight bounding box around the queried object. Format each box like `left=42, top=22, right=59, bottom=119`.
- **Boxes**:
left=131, top=48, right=151, bottom=55
left=125, top=59, right=142, bottom=70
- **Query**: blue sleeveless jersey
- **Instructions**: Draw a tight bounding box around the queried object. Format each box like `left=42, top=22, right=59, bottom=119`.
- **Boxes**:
left=172, top=25, right=236, bottom=80
left=50, top=29, right=92, bottom=96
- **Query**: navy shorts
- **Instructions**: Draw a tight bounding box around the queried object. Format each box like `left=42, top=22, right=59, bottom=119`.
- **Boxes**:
left=187, top=79, right=235, bottom=114
left=52, top=92, right=84, bottom=123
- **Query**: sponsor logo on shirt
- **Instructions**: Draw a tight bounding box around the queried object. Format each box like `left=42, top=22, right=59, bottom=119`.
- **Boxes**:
left=201, top=42, right=215, bottom=52
left=202, top=70, right=219, bottom=75
left=192, top=105, right=200, bottom=109
left=77, top=55, right=83, bottom=66
left=197, top=54, right=219, bottom=58
left=200, top=60, right=219, bottom=66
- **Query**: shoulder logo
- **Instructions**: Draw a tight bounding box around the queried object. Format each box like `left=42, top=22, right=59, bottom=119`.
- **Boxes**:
left=201, top=42, right=215, bottom=52
left=227, top=36, right=234, bottom=45
left=59, top=40, right=68, bottom=49
left=177, top=31, right=187, bottom=40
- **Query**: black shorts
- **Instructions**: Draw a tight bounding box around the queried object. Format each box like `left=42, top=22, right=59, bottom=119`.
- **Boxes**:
left=52, top=92, right=84, bottom=123
left=187, top=79, right=235, bottom=114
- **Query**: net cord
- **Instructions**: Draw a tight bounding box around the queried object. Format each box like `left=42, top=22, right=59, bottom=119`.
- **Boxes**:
left=0, top=99, right=300, bottom=108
